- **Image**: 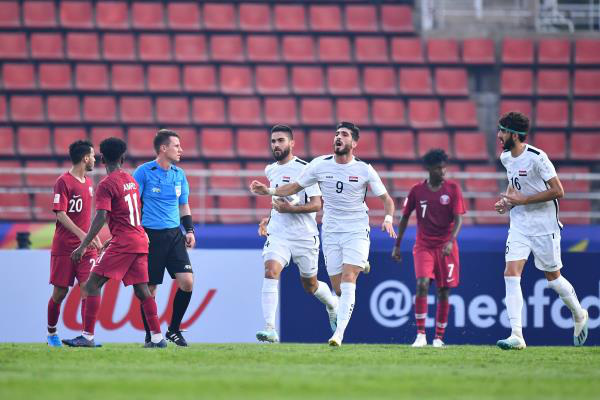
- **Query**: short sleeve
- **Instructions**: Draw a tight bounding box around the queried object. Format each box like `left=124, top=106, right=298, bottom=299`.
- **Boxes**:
left=95, top=181, right=113, bottom=212
left=536, top=152, right=557, bottom=182
left=132, top=166, right=146, bottom=197
left=297, top=159, right=319, bottom=188
left=402, top=187, right=416, bottom=217
left=367, top=164, right=387, bottom=197
left=179, top=170, right=189, bottom=205
left=52, top=178, right=69, bottom=212
left=452, top=184, right=467, bottom=215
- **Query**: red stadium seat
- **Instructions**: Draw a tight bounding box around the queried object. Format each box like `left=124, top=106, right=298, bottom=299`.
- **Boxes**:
left=217, top=196, right=254, bottom=224
left=444, top=100, right=478, bottom=128
left=371, top=99, right=406, bottom=126
left=0, top=33, right=28, bottom=58
left=327, top=66, right=359, bottom=95
left=365, top=193, right=386, bottom=224
left=408, top=100, right=442, bottom=128
left=474, top=198, right=508, bottom=225
left=139, top=34, right=171, bottom=61
left=127, top=128, right=158, bottom=158
left=83, top=96, right=117, bottom=122
left=454, top=132, right=488, bottom=160
left=60, top=1, right=92, bottom=28
left=167, top=3, right=200, bottom=30
left=67, top=33, right=99, bottom=60
left=208, top=162, right=243, bottom=189
left=309, top=130, right=335, bottom=157
left=148, top=65, right=181, bottom=92
left=39, top=64, right=71, bottom=90
left=499, top=100, right=532, bottom=118
left=2, top=63, right=35, bottom=89
left=537, top=69, right=569, bottom=96
left=183, top=66, right=217, bottom=92
left=0, top=2, right=20, bottom=27
left=560, top=200, right=590, bottom=225
left=256, top=66, right=289, bottom=95
left=247, top=35, right=279, bottom=62
left=201, top=129, right=234, bottom=158
left=190, top=194, right=217, bottom=224
left=24, top=160, right=59, bottom=188
left=502, top=38, right=534, bottom=64
left=76, top=64, right=108, bottom=90
left=254, top=192, right=273, bottom=216
left=174, top=35, right=207, bottom=62
left=346, top=5, right=377, bottom=32
left=363, top=67, right=397, bottom=95
left=301, top=99, right=333, bottom=125
left=10, top=96, right=44, bottom=122
left=390, top=165, right=423, bottom=193
left=309, top=5, right=342, bottom=31
left=220, top=66, right=252, bottom=94
left=573, top=70, right=600, bottom=96
left=156, top=97, right=190, bottom=124
left=24, top=1, right=56, bottom=27
left=0, top=193, right=31, bottom=220
left=570, top=133, right=600, bottom=161
left=239, top=4, right=271, bottom=31
left=0, top=96, right=5, bottom=122
left=417, top=132, right=451, bottom=157
left=427, top=39, right=459, bottom=64
left=228, top=98, right=262, bottom=125
left=318, top=37, right=351, bottom=62
left=399, top=68, right=432, bottom=95
left=391, top=38, right=424, bottom=64
left=575, top=39, right=600, bottom=65
left=264, top=97, right=298, bottom=125
left=336, top=98, right=369, bottom=126
left=237, top=129, right=270, bottom=158
left=90, top=127, right=125, bottom=148
left=559, top=166, right=590, bottom=193
left=47, top=96, right=80, bottom=122
left=355, top=37, right=388, bottom=62
left=120, top=97, right=154, bottom=123
left=33, top=193, right=57, bottom=221
left=464, top=165, right=498, bottom=193
left=274, top=5, right=306, bottom=31
left=381, top=5, right=413, bottom=32
left=381, top=131, right=415, bottom=159
left=536, top=100, right=568, bottom=128
left=0, top=160, right=21, bottom=185
left=572, top=101, right=600, bottom=128
left=434, top=68, right=469, bottom=96
left=176, top=128, right=199, bottom=158
left=53, top=127, right=88, bottom=156
left=96, top=2, right=129, bottom=29
left=17, top=127, right=51, bottom=155
left=132, top=2, right=164, bottom=29
left=111, top=64, right=145, bottom=91
left=103, top=34, right=136, bottom=61
left=531, top=132, right=566, bottom=160
left=500, top=69, right=533, bottom=96
left=192, top=97, right=225, bottom=124
left=203, top=3, right=236, bottom=30
left=282, top=36, right=315, bottom=62
left=354, top=130, right=379, bottom=159
left=210, top=35, right=244, bottom=61
left=538, top=39, right=571, bottom=65
left=462, top=38, right=495, bottom=64
left=0, top=127, right=14, bottom=155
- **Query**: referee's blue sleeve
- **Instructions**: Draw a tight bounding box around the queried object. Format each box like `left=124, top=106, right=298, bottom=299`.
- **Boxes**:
left=133, top=166, right=145, bottom=196
left=179, top=171, right=189, bottom=205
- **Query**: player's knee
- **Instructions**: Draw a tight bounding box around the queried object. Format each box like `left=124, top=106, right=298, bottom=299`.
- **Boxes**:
left=133, top=285, right=150, bottom=301
left=177, top=275, right=194, bottom=292
left=83, top=280, right=99, bottom=296
left=416, top=279, right=429, bottom=295
left=264, top=267, right=280, bottom=280
left=437, top=287, right=450, bottom=300
left=300, top=277, right=318, bottom=294
left=52, top=286, right=68, bottom=302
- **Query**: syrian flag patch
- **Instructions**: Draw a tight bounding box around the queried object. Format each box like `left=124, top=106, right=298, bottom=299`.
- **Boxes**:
left=282, top=176, right=290, bottom=183
left=519, top=170, right=527, bottom=176
left=349, top=176, right=359, bottom=182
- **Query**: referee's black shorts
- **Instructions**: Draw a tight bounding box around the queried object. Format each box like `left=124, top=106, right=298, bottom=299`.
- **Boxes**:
left=144, top=227, right=193, bottom=285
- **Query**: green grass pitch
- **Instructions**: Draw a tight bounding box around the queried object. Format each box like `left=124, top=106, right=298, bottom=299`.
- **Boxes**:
left=1, top=343, right=599, bottom=400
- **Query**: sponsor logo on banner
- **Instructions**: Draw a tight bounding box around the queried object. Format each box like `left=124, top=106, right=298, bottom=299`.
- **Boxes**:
left=370, top=280, right=412, bottom=328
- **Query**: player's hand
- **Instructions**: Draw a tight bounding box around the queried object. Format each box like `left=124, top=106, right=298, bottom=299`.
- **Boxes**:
left=71, top=245, right=85, bottom=262
left=185, top=232, right=196, bottom=248
left=250, top=180, right=269, bottom=195
left=272, top=198, right=294, bottom=213
left=91, top=236, right=103, bottom=250
left=258, top=217, right=269, bottom=237
left=501, top=192, right=527, bottom=207
left=495, top=199, right=508, bottom=214
left=382, top=221, right=397, bottom=239
left=442, top=241, right=453, bottom=256
left=391, top=246, right=402, bottom=263
left=100, top=237, right=112, bottom=253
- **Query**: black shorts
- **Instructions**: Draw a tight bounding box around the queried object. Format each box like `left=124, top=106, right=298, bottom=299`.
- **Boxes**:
left=145, top=227, right=193, bottom=285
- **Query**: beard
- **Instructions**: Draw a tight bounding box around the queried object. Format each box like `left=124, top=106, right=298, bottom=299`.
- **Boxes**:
left=272, top=147, right=290, bottom=161
left=334, top=143, right=351, bottom=155
left=502, top=136, right=515, bottom=151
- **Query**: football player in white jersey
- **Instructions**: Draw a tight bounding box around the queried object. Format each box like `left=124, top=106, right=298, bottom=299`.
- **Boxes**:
left=255, top=125, right=338, bottom=343
left=251, top=122, right=397, bottom=347
left=494, top=111, right=588, bottom=350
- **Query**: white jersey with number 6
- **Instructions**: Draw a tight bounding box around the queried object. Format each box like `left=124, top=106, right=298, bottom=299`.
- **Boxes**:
left=297, top=155, right=387, bottom=233
left=500, top=144, right=563, bottom=236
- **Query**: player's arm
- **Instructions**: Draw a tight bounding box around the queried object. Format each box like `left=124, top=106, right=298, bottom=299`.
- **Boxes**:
left=442, top=214, right=464, bottom=256
left=379, top=192, right=397, bottom=238
left=502, top=176, right=564, bottom=207
left=71, top=210, right=107, bottom=262
left=179, top=203, right=196, bottom=249
left=391, top=213, right=410, bottom=262
left=56, top=211, right=87, bottom=241
left=273, top=195, right=321, bottom=214
left=250, top=180, right=303, bottom=197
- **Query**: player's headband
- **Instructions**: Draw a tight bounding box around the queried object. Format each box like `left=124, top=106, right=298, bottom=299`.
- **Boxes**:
left=498, top=123, right=527, bottom=136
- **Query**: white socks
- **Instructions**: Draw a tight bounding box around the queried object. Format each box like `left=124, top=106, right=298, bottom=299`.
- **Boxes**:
left=261, top=278, right=279, bottom=330
left=151, top=333, right=163, bottom=343
left=82, top=331, right=94, bottom=341
left=313, top=280, right=337, bottom=309
left=504, top=276, right=523, bottom=338
left=548, top=275, right=585, bottom=321
left=335, top=282, right=356, bottom=337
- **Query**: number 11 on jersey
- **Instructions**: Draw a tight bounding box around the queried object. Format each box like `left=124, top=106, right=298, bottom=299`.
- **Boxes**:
left=124, top=193, right=141, bottom=226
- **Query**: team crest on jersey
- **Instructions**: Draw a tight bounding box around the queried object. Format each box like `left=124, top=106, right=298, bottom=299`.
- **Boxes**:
left=440, top=194, right=451, bottom=205
left=519, top=170, right=527, bottom=176
left=89, top=186, right=93, bottom=197
left=282, top=176, right=290, bottom=183
left=349, top=176, right=359, bottom=182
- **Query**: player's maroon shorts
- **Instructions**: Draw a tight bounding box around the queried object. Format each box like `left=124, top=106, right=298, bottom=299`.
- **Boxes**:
left=413, top=241, right=460, bottom=288
left=50, top=250, right=97, bottom=288
left=92, top=246, right=148, bottom=286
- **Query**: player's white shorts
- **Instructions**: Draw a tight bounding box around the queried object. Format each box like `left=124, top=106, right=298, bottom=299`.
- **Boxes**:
left=505, top=229, right=562, bottom=272
left=322, top=229, right=370, bottom=276
left=262, top=234, right=320, bottom=278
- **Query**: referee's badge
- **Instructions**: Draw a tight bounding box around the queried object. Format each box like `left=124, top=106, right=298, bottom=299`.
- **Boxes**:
left=175, top=185, right=182, bottom=197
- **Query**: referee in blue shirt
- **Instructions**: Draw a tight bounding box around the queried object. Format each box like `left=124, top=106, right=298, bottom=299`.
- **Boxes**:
left=133, top=129, right=195, bottom=347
